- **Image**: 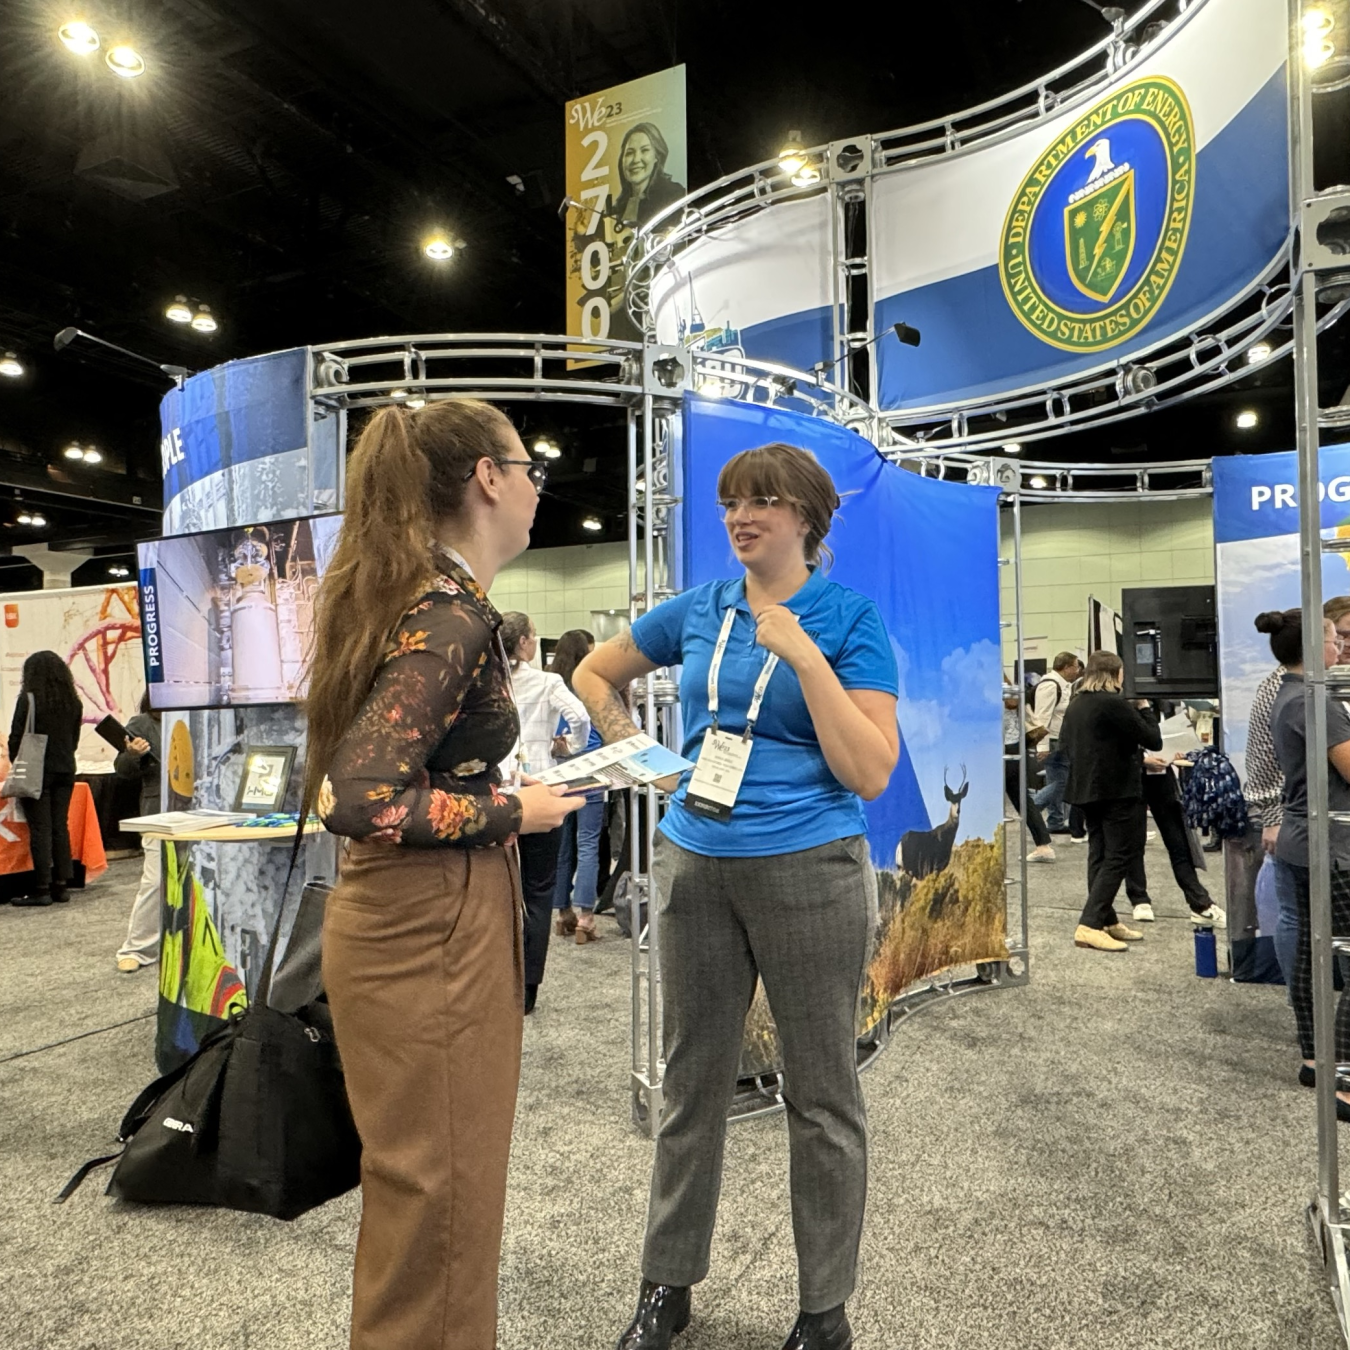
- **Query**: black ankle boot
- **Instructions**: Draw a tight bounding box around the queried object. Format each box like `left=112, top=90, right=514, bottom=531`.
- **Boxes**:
left=615, top=1280, right=690, bottom=1350
left=50, top=884, right=70, bottom=904
left=12, top=887, right=52, bottom=907
left=780, top=1304, right=852, bottom=1350
left=523, top=983, right=538, bottom=1015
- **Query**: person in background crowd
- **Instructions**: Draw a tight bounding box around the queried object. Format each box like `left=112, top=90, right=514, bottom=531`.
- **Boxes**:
left=1258, top=608, right=1350, bottom=1112
left=575, top=442, right=899, bottom=1350
left=500, top=612, right=590, bottom=1008
left=1126, top=746, right=1226, bottom=927
left=1246, top=596, right=1349, bottom=986
left=114, top=691, right=163, bottom=970
left=1030, top=651, right=1084, bottom=835
left=1059, top=649, right=1161, bottom=952
left=550, top=628, right=607, bottom=942
left=307, top=398, right=583, bottom=1350
left=1003, top=685, right=1055, bottom=862
left=7, top=651, right=82, bottom=907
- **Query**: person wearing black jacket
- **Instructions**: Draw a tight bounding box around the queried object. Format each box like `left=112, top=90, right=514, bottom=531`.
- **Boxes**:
left=7, top=650, right=83, bottom=907
left=114, top=692, right=163, bottom=970
left=1059, top=650, right=1162, bottom=952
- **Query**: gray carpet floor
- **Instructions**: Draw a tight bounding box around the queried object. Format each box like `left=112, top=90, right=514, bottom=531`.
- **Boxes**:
left=0, top=840, right=1345, bottom=1350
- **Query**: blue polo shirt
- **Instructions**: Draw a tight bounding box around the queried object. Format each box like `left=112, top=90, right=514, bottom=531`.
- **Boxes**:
left=630, top=568, right=899, bottom=858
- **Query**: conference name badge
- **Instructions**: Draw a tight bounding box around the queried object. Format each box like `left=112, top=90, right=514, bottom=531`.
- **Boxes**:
left=998, top=75, right=1195, bottom=353
left=684, top=729, right=753, bottom=822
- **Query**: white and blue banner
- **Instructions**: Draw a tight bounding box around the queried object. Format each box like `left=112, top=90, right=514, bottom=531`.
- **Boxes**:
left=679, top=394, right=1004, bottom=867
left=160, top=348, right=340, bottom=533
left=648, top=195, right=834, bottom=378
left=872, top=0, right=1289, bottom=410
left=1213, top=447, right=1350, bottom=784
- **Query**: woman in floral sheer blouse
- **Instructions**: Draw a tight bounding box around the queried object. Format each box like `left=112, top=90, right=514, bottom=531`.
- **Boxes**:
left=305, top=398, right=583, bottom=1350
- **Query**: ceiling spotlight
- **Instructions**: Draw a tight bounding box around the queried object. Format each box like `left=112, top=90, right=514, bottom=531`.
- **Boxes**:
left=107, top=564, right=129, bottom=578
left=582, top=515, right=603, bottom=532
left=406, top=396, right=426, bottom=409
left=778, top=133, right=808, bottom=176
left=64, top=443, right=85, bottom=460
left=1029, top=475, right=1049, bottom=490
left=82, top=447, right=102, bottom=464
left=17, top=512, right=31, bottom=525
left=791, top=164, right=821, bottom=188
left=0, top=352, right=24, bottom=378
left=1118, top=363, right=1157, bottom=398
left=1246, top=341, right=1273, bottom=364
left=105, top=44, right=146, bottom=78
left=58, top=20, right=99, bottom=55
left=1002, top=443, right=1022, bottom=454
left=1236, top=409, right=1259, bottom=429
left=190, top=304, right=217, bottom=333
left=165, top=295, right=192, bottom=323
left=532, top=438, right=562, bottom=460
left=423, top=231, right=456, bottom=261
left=390, top=388, right=408, bottom=400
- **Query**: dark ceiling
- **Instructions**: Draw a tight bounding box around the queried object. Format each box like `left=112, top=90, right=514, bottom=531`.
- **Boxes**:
left=0, top=0, right=1346, bottom=582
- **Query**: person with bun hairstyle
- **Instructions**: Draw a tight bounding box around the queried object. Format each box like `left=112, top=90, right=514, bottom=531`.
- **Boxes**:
left=1057, top=649, right=1162, bottom=952
left=306, top=398, right=583, bottom=1350
left=575, top=443, right=899, bottom=1350
left=1256, top=608, right=1350, bottom=1111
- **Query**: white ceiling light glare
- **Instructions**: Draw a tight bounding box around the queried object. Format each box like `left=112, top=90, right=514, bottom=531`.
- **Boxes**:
left=105, top=44, right=146, bottom=78
left=17, top=511, right=46, bottom=527
left=778, top=132, right=808, bottom=176
left=582, top=515, right=603, bottom=532
left=791, top=163, right=821, bottom=188
left=1236, top=409, right=1259, bottom=429
left=1029, top=474, right=1049, bottom=490
left=58, top=20, right=100, bottom=55
left=423, top=230, right=457, bottom=261
left=0, top=352, right=24, bottom=378
left=81, top=446, right=102, bottom=464
left=165, top=295, right=193, bottom=323
left=1246, top=341, right=1273, bottom=364
left=107, top=564, right=130, bottom=578
left=63, top=442, right=85, bottom=460
left=191, top=304, right=217, bottom=333
left=1002, top=442, right=1022, bottom=454
left=1303, top=8, right=1335, bottom=68
left=532, top=438, right=562, bottom=460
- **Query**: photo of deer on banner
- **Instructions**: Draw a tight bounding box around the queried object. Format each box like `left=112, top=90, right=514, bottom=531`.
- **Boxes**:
left=564, top=65, right=685, bottom=347
left=678, top=394, right=1005, bottom=1076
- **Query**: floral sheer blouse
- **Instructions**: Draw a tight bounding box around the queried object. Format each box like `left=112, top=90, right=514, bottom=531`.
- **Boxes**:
left=319, top=551, right=524, bottom=848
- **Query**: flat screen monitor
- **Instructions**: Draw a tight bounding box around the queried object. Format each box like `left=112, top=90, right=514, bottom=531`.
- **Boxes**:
left=138, top=514, right=343, bottom=711
left=1121, top=584, right=1218, bottom=699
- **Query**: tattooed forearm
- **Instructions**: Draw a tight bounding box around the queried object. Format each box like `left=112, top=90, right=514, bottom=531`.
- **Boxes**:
left=574, top=631, right=646, bottom=745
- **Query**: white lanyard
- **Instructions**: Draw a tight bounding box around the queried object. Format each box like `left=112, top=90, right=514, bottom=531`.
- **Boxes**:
left=707, top=605, right=778, bottom=737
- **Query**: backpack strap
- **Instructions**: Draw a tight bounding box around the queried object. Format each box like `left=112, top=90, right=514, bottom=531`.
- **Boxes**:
left=53, top=1151, right=123, bottom=1204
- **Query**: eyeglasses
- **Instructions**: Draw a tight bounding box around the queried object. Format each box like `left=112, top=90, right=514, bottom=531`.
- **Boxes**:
left=462, top=458, right=548, bottom=491
left=716, top=495, right=782, bottom=518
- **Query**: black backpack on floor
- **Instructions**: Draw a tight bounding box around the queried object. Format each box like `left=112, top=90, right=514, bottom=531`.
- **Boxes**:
left=58, top=877, right=361, bottom=1221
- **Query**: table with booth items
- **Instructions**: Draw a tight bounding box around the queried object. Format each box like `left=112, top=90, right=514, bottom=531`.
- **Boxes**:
left=0, top=781, right=108, bottom=900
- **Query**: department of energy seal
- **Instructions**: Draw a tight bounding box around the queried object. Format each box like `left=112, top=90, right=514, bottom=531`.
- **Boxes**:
left=999, top=76, right=1195, bottom=353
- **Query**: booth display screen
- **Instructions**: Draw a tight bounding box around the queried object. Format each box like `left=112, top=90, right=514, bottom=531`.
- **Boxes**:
left=138, top=514, right=342, bottom=710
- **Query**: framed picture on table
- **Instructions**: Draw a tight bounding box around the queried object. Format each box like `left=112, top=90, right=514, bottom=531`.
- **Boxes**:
left=233, top=745, right=296, bottom=815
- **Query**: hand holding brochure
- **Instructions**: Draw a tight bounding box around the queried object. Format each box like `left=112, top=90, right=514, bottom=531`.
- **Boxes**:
left=534, top=733, right=693, bottom=791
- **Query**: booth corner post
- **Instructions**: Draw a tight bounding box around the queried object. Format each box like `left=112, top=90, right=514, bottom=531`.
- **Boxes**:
left=1006, top=483, right=1032, bottom=981
left=1288, top=0, right=1350, bottom=1329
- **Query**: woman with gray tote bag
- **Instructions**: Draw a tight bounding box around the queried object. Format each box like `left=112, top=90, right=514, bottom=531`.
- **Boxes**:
left=6, top=651, right=83, bottom=906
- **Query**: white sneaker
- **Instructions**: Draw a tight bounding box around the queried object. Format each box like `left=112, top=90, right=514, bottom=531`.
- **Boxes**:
left=1027, top=845, right=1056, bottom=863
left=1191, top=904, right=1227, bottom=929
left=1132, top=903, right=1156, bottom=923
left=1146, top=830, right=1157, bottom=841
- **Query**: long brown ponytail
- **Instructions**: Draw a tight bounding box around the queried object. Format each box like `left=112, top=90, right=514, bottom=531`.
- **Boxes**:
left=303, top=398, right=516, bottom=813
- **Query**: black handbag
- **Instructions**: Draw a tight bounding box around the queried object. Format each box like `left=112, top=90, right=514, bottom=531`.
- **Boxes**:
left=57, top=876, right=361, bottom=1221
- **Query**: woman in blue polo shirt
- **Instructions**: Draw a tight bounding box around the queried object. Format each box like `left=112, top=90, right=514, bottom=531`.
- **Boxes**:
left=574, top=442, right=899, bottom=1350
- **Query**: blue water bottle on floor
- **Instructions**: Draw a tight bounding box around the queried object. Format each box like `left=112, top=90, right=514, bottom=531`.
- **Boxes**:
left=1194, top=925, right=1218, bottom=978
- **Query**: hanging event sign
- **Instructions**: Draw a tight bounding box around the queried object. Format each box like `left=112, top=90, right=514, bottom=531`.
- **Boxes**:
left=870, top=0, right=1289, bottom=410
left=1211, top=447, right=1350, bottom=789
left=564, top=65, right=686, bottom=346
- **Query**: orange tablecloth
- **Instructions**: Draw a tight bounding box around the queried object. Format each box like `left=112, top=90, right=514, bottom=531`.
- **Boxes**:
left=0, top=781, right=107, bottom=880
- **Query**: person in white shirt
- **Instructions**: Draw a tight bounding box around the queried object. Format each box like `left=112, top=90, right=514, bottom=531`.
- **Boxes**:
left=500, top=612, right=590, bottom=1013
left=1030, top=651, right=1083, bottom=834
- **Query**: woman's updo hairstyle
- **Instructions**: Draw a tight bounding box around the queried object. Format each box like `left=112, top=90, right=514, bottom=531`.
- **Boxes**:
left=1255, top=608, right=1304, bottom=667
left=716, top=442, right=841, bottom=567
left=500, top=612, right=533, bottom=665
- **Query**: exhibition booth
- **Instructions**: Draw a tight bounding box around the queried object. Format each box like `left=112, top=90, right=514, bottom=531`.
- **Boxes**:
left=53, top=0, right=1348, bottom=1332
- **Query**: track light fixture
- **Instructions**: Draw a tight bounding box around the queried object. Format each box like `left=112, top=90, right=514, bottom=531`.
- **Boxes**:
left=532, top=438, right=562, bottom=460
left=778, top=133, right=808, bottom=176
left=107, top=565, right=130, bottom=578
left=582, top=516, right=603, bottom=532
left=105, top=44, right=146, bottom=78
left=190, top=304, right=217, bottom=333
left=423, top=230, right=458, bottom=261
left=58, top=20, right=99, bottom=55
left=64, top=443, right=85, bottom=460
left=0, top=352, right=24, bottom=378
left=1236, top=409, right=1259, bottom=429
left=16, top=511, right=46, bottom=527
left=1246, top=341, right=1272, bottom=364
left=165, top=296, right=193, bottom=324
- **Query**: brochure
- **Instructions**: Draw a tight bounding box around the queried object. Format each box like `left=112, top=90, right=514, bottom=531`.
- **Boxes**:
left=534, top=733, right=693, bottom=791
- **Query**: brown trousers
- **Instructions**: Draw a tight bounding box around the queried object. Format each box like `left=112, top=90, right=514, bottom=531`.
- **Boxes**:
left=323, top=840, right=524, bottom=1350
